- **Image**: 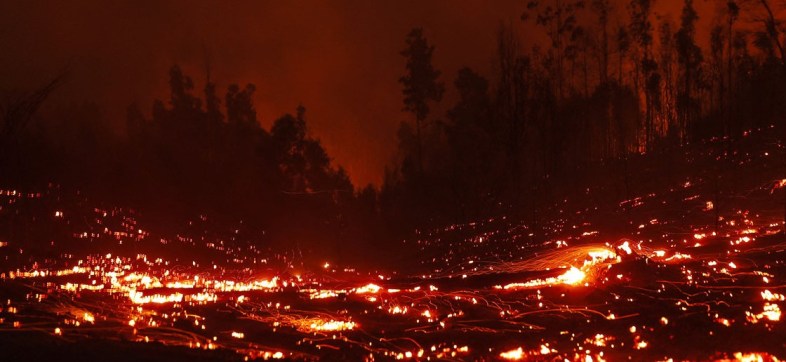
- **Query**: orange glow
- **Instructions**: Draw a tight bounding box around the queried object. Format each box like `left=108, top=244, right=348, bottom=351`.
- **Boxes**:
left=560, top=267, right=586, bottom=285
left=746, top=303, right=781, bottom=323
left=499, top=247, right=616, bottom=290
left=762, top=290, right=785, bottom=302
left=499, top=347, right=524, bottom=360
left=306, top=319, right=356, bottom=332
left=354, top=283, right=381, bottom=294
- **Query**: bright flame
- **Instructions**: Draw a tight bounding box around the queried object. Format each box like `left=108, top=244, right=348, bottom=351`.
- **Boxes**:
left=762, top=290, right=785, bottom=302
left=618, top=241, right=633, bottom=255
left=733, top=352, right=779, bottom=362
left=499, top=347, right=524, bottom=360
left=354, top=283, right=381, bottom=294
left=746, top=303, right=781, bottom=323
left=559, top=267, right=586, bottom=285
left=304, top=319, right=356, bottom=332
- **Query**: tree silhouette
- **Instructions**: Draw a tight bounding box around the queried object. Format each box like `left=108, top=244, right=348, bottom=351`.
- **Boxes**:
left=168, top=65, right=201, bottom=116
left=591, top=0, right=612, bottom=85
left=446, top=67, right=496, bottom=218
left=204, top=80, right=223, bottom=126
left=616, top=25, right=631, bottom=86
left=754, top=0, right=786, bottom=65
left=1, top=73, right=65, bottom=138
left=727, top=1, right=740, bottom=136
left=523, top=0, right=585, bottom=99
left=495, top=24, right=528, bottom=194
left=399, top=27, right=444, bottom=175
left=710, top=24, right=726, bottom=128
left=226, top=84, right=257, bottom=128
left=658, top=19, right=677, bottom=140
left=628, top=0, right=659, bottom=150
left=0, top=72, right=65, bottom=186
left=676, top=0, right=702, bottom=142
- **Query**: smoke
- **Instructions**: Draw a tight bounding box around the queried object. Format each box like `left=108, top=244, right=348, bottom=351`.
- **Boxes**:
left=0, top=0, right=717, bottom=186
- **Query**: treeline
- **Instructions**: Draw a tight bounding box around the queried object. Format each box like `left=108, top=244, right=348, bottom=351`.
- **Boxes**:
left=0, top=66, right=382, bottom=260
left=3, top=0, right=786, bottom=253
left=381, top=0, right=786, bottom=228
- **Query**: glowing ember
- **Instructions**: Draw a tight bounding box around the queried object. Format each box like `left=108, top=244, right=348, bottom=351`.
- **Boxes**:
left=559, top=267, right=586, bottom=285
left=747, top=303, right=782, bottom=323
left=761, top=290, right=785, bottom=302
left=306, top=319, right=356, bottom=332
left=4, top=162, right=786, bottom=361
left=617, top=241, right=633, bottom=255
left=82, top=312, right=95, bottom=323
left=499, top=347, right=524, bottom=360
left=354, top=283, right=381, bottom=294
left=733, top=352, right=780, bottom=362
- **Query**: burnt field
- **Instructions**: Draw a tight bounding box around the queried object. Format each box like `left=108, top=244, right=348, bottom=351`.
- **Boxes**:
left=2, top=129, right=786, bottom=361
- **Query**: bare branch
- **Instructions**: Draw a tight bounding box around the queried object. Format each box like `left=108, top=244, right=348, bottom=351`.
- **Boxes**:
left=0, top=70, right=67, bottom=137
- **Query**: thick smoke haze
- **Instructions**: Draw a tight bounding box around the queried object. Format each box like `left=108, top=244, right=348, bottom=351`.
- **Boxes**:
left=0, top=0, right=713, bottom=186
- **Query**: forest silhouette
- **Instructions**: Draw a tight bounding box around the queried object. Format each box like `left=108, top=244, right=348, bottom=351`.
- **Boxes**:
left=2, top=0, right=786, bottom=263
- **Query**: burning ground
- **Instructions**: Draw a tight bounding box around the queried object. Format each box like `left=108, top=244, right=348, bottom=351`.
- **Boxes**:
left=2, top=128, right=786, bottom=361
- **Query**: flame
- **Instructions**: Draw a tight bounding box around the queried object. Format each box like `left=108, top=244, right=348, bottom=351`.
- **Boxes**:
left=733, top=352, right=781, bottom=362
left=354, top=283, right=381, bottom=294
left=499, top=347, right=524, bottom=360
left=762, top=290, right=785, bottom=302
left=618, top=241, right=633, bottom=255
left=559, top=267, right=586, bottom=285
left=83, top=312, right=95, bottom=323
left=307, top=319, right=356, bottom=332
left=499, top=247, right=615, bottom=290
left=746, top=303, right=781, bottom=323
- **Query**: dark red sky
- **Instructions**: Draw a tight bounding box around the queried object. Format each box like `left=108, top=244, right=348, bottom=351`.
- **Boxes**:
left=0, top=0, right=716, bottom=186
